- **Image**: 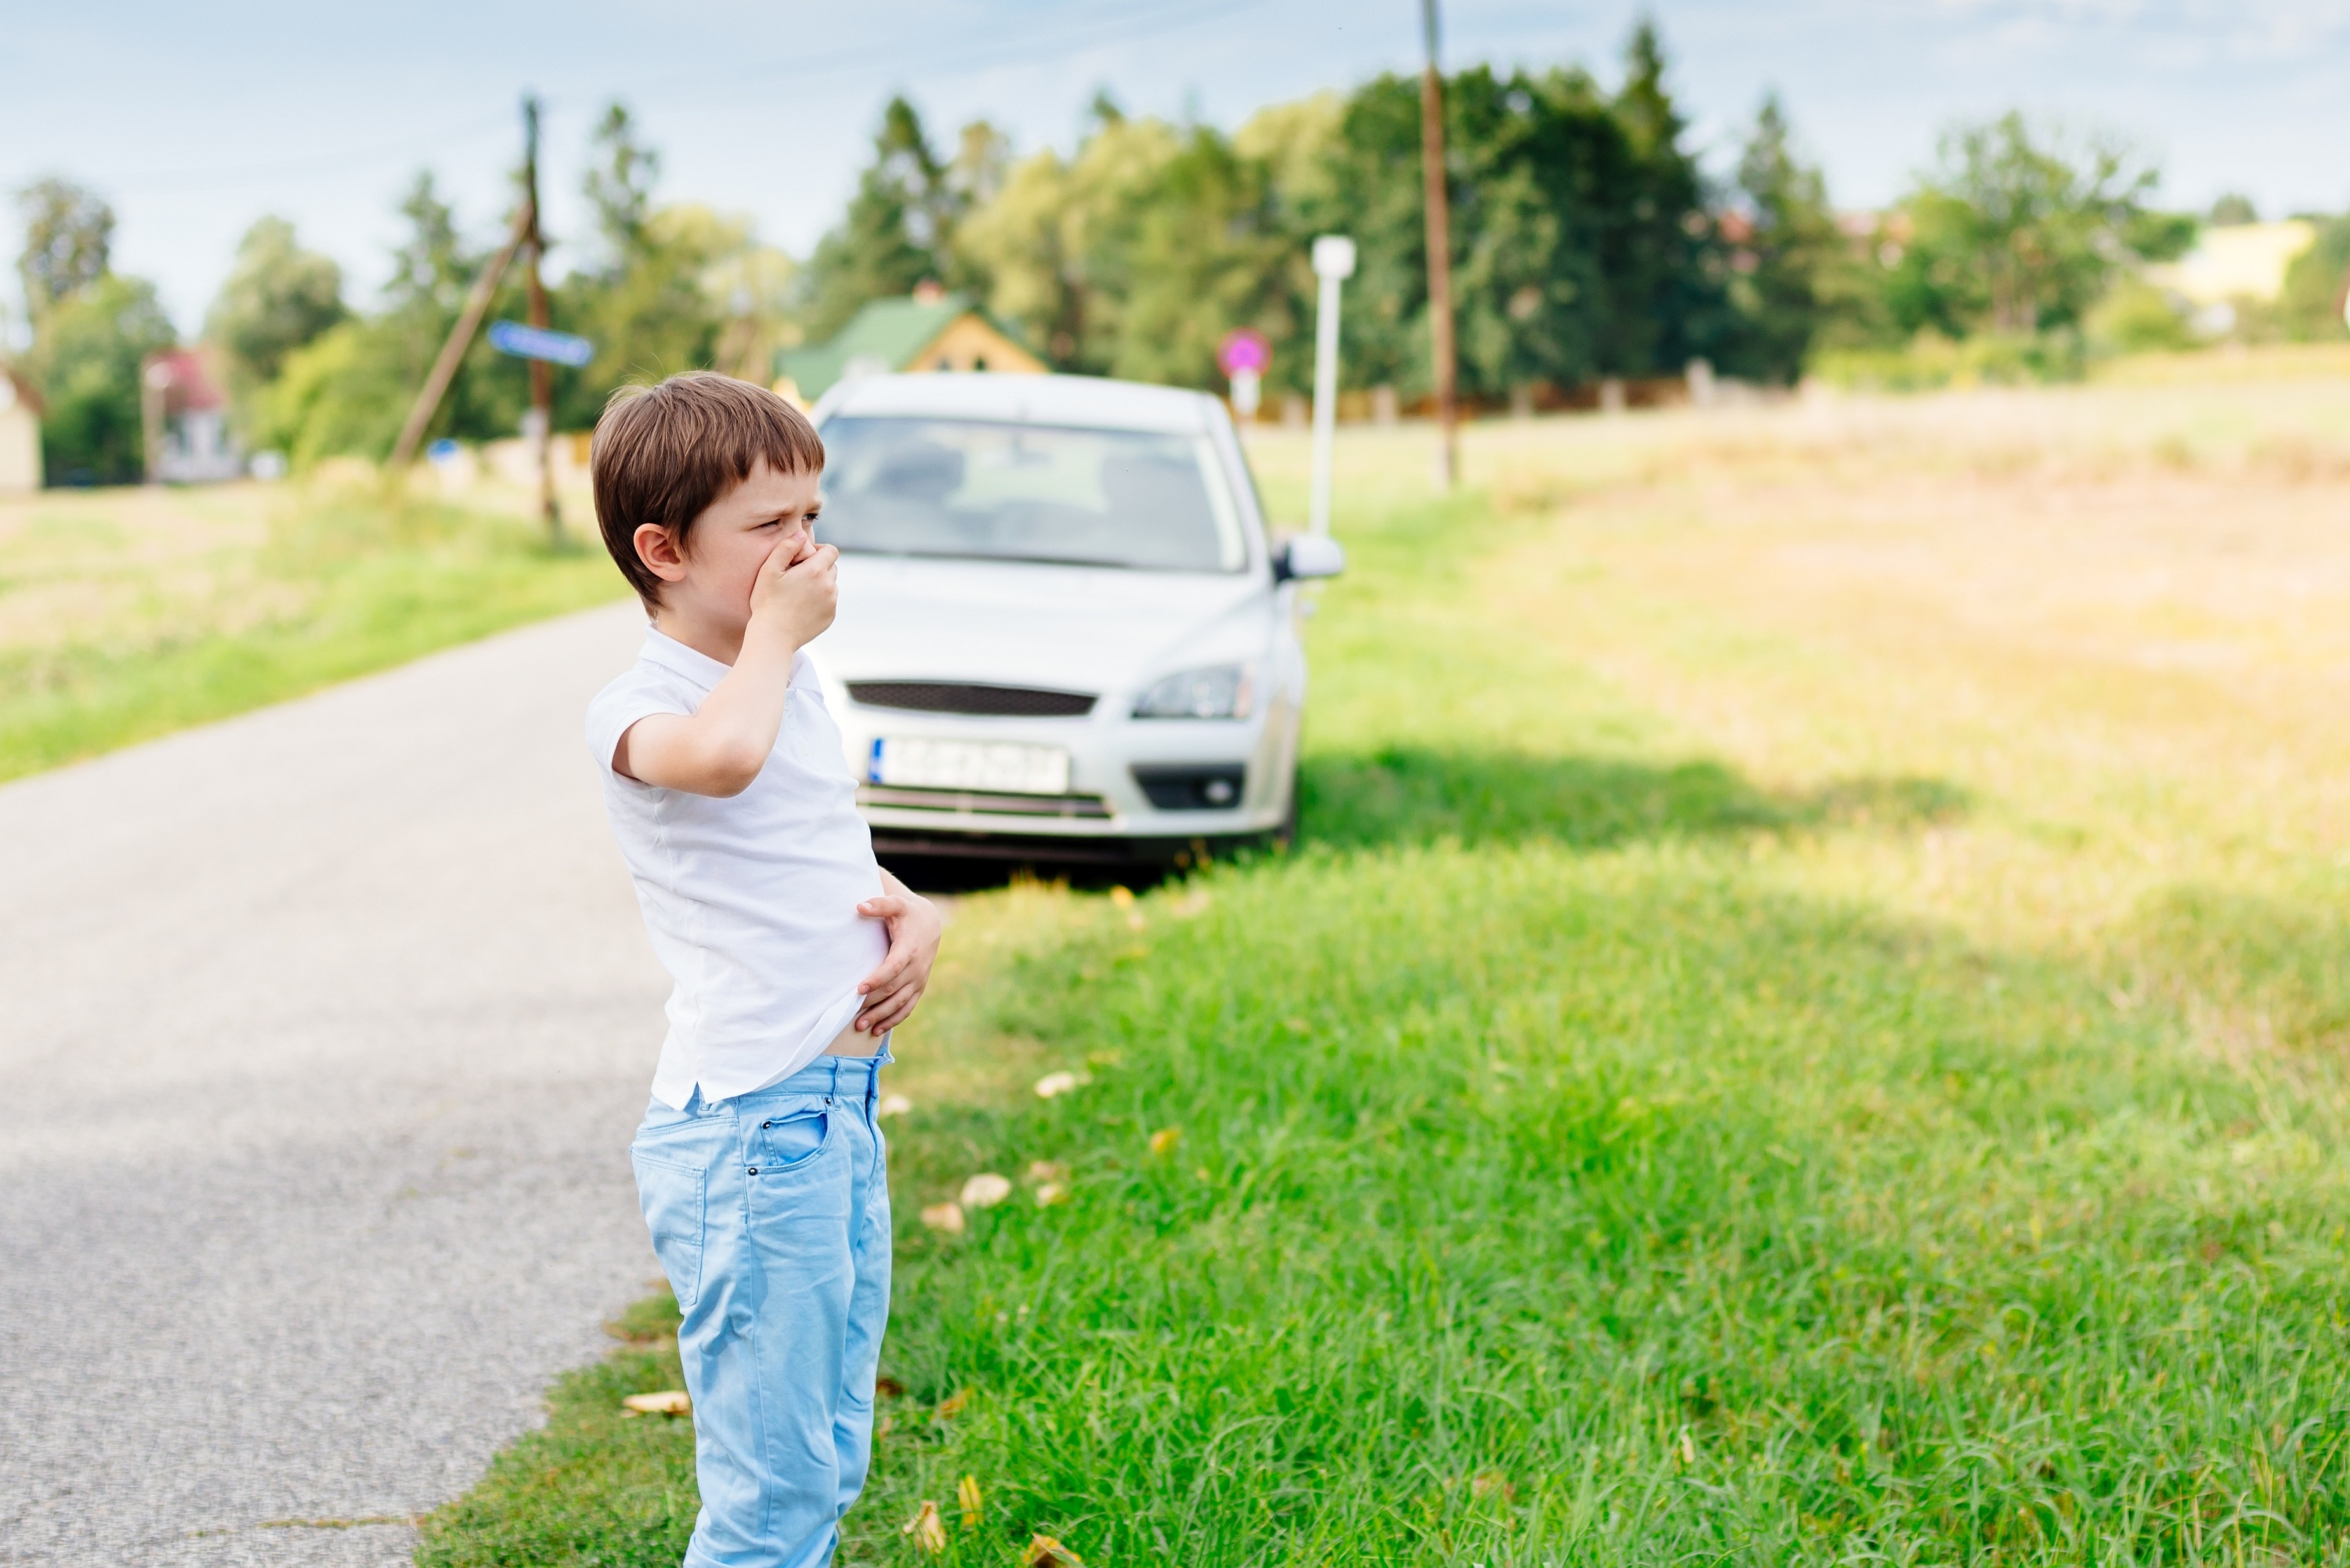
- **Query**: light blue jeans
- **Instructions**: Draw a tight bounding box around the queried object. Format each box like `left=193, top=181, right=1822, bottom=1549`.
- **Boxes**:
left=631, top=1048, right=892, bottom=1568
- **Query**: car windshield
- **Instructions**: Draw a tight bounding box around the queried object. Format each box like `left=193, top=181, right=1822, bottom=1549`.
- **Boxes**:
left=815, top=416, right=1248, bottom=573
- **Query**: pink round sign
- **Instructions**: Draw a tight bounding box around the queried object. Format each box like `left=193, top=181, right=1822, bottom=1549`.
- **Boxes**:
left=1217, top=328, right=1271, bottom=378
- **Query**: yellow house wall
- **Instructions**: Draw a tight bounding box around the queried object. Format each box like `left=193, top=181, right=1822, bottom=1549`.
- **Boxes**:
left=905, top=316, right=1047, bottom=375
left=0, top=406, right=39, bottom=494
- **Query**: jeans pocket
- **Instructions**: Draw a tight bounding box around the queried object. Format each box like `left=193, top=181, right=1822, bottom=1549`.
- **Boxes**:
left=631, top=1151, right=706, bottom=1310
left=750, top=1107, right=830, bottom=1176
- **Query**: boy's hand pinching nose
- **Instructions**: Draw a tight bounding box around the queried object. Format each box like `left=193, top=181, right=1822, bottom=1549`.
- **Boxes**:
left=753, top=537, right=839, bottom=648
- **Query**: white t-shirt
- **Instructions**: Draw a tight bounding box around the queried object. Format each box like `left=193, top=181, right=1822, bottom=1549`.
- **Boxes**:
left=585, top=626, right=888, bottom=1109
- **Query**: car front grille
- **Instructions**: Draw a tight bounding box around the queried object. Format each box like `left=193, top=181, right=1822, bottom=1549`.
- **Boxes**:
left=846, top=681, right=1097, bottom=717
left=858, top=785, right=1114, bottom=819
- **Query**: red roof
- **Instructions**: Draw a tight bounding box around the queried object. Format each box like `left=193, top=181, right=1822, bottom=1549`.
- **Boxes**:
left=143, top=349, right=226, bottom=415
left=1, top=365, right=42, bottom=418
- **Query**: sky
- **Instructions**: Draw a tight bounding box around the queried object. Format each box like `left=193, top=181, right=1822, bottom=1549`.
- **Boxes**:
left=4, top=0, right=2348, bottom=336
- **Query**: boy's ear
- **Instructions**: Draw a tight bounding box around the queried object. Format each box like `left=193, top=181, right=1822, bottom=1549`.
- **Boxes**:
left=633, top=522, right=689, bottom=584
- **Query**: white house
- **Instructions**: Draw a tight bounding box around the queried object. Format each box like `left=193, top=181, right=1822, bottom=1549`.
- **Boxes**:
left=0, top=367, right=42, bottom=494
left=142, top=349, right=244, bottom=483
left=2142, top=221, right=2319, bottom=336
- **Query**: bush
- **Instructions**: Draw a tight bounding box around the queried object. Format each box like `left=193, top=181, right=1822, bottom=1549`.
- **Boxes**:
left=1808, top=327, right=2084, bottom=391
left=2085, top=277, right=2195, bottom=355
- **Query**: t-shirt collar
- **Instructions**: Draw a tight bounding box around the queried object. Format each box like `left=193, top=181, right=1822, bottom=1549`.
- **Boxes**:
left=639, top=624, right=735, bottom=690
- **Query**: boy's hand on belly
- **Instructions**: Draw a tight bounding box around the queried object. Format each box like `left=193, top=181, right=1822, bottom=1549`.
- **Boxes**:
left=852, top=870, right=942, bottom=1035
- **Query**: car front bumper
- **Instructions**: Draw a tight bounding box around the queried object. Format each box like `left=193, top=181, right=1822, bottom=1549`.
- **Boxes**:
left=833, top=701, right=1292, bottom=854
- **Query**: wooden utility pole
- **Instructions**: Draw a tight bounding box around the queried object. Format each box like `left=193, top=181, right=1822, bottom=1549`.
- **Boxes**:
left=387, top=203, right=530, bottom=471
left=1420, top=0, right=1458, bottom=490
left=522, top=94, right=561, bottom=546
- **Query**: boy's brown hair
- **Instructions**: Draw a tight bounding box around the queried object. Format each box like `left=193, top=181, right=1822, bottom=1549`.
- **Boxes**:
left=591, top=371, right=826, bottom=605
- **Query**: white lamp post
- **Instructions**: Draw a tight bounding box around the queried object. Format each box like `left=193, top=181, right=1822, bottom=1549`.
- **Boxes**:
left=1307, top=234, right=1356, bottom=538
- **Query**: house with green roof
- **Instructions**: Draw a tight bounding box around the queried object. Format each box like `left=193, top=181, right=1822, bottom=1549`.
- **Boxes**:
left=773, top=286, right=1046, bottom=405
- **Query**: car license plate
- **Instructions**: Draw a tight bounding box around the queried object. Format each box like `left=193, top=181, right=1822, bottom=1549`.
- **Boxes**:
left=869, top=737, right=1072, bottom=795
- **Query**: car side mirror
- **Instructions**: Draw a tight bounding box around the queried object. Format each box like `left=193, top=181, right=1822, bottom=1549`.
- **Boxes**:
left=1274, top=533, right=1346, bottom=583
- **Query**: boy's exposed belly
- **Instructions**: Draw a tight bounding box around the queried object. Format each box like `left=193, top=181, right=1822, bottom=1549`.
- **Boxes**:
left=821, top=1020, right=884, bottom=1057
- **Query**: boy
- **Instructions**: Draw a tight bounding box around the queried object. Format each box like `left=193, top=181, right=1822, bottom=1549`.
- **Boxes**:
left=583, top=371, right=942, bottom=1568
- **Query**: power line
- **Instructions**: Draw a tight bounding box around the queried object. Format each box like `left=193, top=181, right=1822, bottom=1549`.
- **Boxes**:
left=103, top=110, right=515, bottom=196
left=81, top=0, right=1264, bottom=199
left=645, top=0, right=1263, bottom=101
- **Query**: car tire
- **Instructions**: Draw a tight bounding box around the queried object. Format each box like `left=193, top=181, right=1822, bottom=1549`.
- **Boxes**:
left=1272, top=767, right=1300, bottom=851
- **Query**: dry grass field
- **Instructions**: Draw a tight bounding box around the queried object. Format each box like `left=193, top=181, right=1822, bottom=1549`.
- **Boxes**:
left=0, top=470, right=619, bottom=781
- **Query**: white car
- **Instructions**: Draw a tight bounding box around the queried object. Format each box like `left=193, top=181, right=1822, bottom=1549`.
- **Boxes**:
left=804, top=371, right=1342, bottom=867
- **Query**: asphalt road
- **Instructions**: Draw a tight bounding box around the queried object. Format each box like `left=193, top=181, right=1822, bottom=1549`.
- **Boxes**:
left=0, top=601, right=673, bottom=1566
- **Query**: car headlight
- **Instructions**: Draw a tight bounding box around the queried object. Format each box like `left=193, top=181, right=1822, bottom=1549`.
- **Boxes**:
left=1132, top=664, right=1254, bottom=720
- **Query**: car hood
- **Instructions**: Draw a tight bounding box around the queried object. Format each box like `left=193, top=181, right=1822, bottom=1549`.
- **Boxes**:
left=811, top=555, right=1271, bottom=698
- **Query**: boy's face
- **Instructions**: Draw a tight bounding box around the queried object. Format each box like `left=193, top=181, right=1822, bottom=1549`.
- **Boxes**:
left=635, top=457, right=822, bottom=634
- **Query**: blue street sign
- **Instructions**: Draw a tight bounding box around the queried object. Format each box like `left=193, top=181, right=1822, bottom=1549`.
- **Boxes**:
left=488, top=320, right=594, bottom=367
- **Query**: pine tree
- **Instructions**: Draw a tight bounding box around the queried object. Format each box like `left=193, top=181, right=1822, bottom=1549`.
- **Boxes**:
left=804, top=97, right=956, bottom=339
left=1726, top=95, right=1845, bottom=381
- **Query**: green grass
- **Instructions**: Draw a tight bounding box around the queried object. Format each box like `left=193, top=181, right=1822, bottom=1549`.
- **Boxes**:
left=0, top=482, right=624, bottom=782
left=418, top=396, right=2350, bottom=1566
left=422, top=1290, right=700, bottom=1563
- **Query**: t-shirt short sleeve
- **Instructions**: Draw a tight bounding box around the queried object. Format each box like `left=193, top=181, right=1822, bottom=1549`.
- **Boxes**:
left=585, top=667, right=697, bottom=780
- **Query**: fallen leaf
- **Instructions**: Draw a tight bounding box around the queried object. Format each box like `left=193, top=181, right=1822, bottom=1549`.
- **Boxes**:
left=621, top=1389, right=691, bottom=1417
left=1033, top=1070, right=1085, bottom=1099
left=960, top=1172, right=1013, bottom=1209
left=920, top=1201, right=966, bottom=1234
left=1026, top=1160, right=1068, bottom=1184
left=958, top=1473, right=983, bottom=1528
left=1148, top=1126, right=1182, bottom=1157
left=1108, top=885, right=1136, bottom=909
left=1126, top=910, right=1148, bottom=931
left=1024, top=1533, right=1085, bottom=1567
left=874, top=1375, right=906, bottom=1398
left=1034, top=1182, right=1067, bottom=1206
left=1471, top=1470, right=1516, bottom=1502
left=935, top=1387, right=970, bottom=1419
left=902, top=1500, right=945, bottom=1554
left=877, top=1414, right=894, bottom=1440
left=878, top=1093, right=913, bottom=1118
left=1171, top=890, right=1212, bottom=919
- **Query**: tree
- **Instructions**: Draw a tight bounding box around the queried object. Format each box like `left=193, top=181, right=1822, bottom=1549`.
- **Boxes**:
left=16, top=178, right=114, bottom=320
left=387, top=172, right=470, bottom=316
left=584, top=103, right=660, bottom=262
left=204, top=217, right=346, bottom=415
left=1593, top=23, right=1735, bottom=378
left=258, top=172, right=524, bottom=462
left=1109, top=128, right=1302, bottom=390
left=24, top=274, right=175, bottom=484
left=2276, top=216, right=2350, bottom=341
left=1303, top=22, right=1728, bottom=403
left=555, top=105, right=792, bottom=423
left=257, top=108, right=799, bottom=462
left=960, top=116, right=1182, bottom=374
left=1722, top=94, right=1849, bottom=381
left=14, top=177, right=171, bottom=484
left=2208, top=192, right=2258, bottom=226
left=1885, top=114, right=2173, bottom=339
left=803, top=97, right=959, bottom=339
